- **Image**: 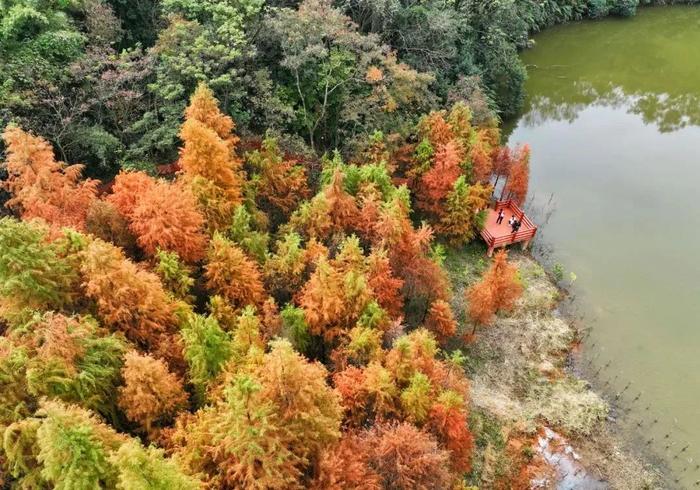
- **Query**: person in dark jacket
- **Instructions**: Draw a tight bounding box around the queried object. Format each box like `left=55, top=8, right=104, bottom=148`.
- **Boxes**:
left=496, top=209, right=505, bottom=224
left=511, top=219, right=521, bottom=233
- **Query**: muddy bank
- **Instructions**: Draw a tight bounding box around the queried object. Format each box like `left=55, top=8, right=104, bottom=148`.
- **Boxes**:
left=445, top=248, right=663, bottom=488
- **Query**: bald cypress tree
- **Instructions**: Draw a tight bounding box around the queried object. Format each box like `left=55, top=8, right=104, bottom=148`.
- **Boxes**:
left=1, top=126, right=97, bottom=232
left=178, top=83, right=244, bottom=231
left=467, top=250, right=522, bottom=329
left=204, top=234, right=266, bottom=309
left=0, top=218, right=80, bottom=314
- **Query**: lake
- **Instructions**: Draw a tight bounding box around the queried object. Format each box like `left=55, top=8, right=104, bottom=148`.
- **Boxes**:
left=507, top=6, right=700, bottom=485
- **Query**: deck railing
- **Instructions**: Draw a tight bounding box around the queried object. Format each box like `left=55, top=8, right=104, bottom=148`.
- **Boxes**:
left=481, top=200, right=537, bottom=253
left=493, top=200, right=536, bottom=228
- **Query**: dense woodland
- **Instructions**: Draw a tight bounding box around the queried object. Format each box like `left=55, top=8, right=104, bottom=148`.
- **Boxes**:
left=0, top=78, right=531, bottom=488
left=0, top=0, right=676, bottom=488
left=1, top=0, right=686, bottom=178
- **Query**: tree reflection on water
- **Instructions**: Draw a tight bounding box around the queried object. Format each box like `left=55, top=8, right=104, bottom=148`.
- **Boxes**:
left=522, top=79, right=700, bottom=133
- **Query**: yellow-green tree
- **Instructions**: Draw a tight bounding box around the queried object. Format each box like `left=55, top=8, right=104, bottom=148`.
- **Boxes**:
left=173, top=339, right=341, bottom=488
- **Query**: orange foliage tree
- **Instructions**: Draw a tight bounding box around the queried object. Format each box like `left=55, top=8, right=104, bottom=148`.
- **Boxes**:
left=324, top=170, right=360, bottom=234
left=360, top=422, right=452, bottom=489
left=466, top=278, right=495, bottom=328
left=107, top=171, right=156, bottom=218
left=427, top=396, right=474, bottom=473
left=466, top=250, right=523, bottom=328
left=1, top=126, right=97, bottom=231
left=184, top=83, right=239, bottom=148
left=118, top=350, right=188, bottom=435
left=492, top=146, right=514, bottom=191
left=417, top=111, right=454, bottom=149
left=172, top=340, right=341, bottom=489
left=417, top=140, right=463, bottom=218
left=424, top=300, right=457, bottom=343
left=248, top=136, right=309, bottom=219
left=298, top=238, right=375, bottom=342
left=375, top=198, right=449, bottom=320
left=332, top=329, right=473, bottom=453
left=107, top=172, right=208, bottom=262
left=469, top=134, right=493, bottom=184
left=179, top=118, right=240, bottom=197
left=366, top=249, right=404, bottom=319
left=330, top=331, right=473, bottom=485
left=502, top=144, right=530, bottom=205
left=311, top=434, right=382, bottom=490
left=128, top=180, right=208, bottom=262
left=179, top=84, right=243, bottom=206
left=332, top=365, right=374, bottom=426
left=204, top=233, right=266, bottom=309
left=81, top=239, right=177, bottom=349
left=356, top=188, right=382, bottom=240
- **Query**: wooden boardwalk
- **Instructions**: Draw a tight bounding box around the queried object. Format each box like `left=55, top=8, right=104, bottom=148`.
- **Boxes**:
left=481, top=200, right=537, bottom=256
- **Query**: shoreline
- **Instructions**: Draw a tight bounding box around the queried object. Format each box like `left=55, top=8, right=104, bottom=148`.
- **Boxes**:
left=446, top=245, right=665, bottom=488
left=569, top=323, right=675, bottom=490
left=531, top=237, right=677, bottom=489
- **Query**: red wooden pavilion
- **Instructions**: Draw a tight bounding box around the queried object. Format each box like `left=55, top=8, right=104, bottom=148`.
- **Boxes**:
left=480, top=200, right=537, bottom=256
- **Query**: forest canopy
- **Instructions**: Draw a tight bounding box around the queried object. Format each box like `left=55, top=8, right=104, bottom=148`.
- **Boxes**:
left=0, top=0, right=668, bottom=487
left=0, top=69, right=534, bottom=486
left=0, top=0, right=658, bottom=177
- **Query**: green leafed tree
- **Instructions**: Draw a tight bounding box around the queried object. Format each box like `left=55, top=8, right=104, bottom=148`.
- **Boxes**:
left=264, top=0, right=434, bottom=150
left=36, top=400, right=125, bottom=490
left=7, top=399, right=199, bottom=490
left=180, top=313, right=232, bottom=404
left=109, top=440, right=201, bottom=490
left=155, top=249, right=196, bottom=303
left=0, top=217, right=80, bottom=315
left=280, top=304, right=312, bottom=355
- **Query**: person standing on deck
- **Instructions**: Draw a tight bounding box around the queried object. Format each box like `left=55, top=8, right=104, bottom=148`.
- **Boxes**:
left=511, top=219, right=521, bottom=234
left=496, top=209, right=505, bottom=224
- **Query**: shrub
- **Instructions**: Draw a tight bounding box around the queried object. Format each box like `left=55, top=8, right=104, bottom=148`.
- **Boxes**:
left=587, top=0, right=610, bottom=18
left=611, top=0, right=639, bottom=17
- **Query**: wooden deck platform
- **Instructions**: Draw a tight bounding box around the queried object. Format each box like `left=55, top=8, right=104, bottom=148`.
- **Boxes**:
left=480, top=200, right=537, bottom=256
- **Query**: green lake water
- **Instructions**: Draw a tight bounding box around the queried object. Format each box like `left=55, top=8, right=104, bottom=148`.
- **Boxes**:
left=507, top=6, right=700, bottom=484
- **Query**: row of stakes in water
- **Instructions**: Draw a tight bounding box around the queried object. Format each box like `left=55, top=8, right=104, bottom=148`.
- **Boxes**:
left=579, top=326, right=698, bottom=486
